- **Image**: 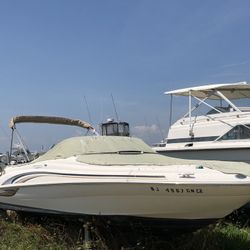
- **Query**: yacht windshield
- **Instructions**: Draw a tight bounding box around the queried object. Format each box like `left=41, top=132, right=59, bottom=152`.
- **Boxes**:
left=220, top=124, right=250, bottom=140
left=206, top=106, right=231, bottom=115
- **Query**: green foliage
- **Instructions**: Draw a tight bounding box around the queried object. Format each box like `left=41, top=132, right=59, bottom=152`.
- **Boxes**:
left=0, top=219, right=67, bottom=249
left=149, top=223, right=250, bottom=250
left=0, top=210, right=250, bottom=249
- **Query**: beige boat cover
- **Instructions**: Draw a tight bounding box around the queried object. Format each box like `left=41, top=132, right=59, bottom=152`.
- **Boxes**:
left=34, top=136, right=250, bottom=176
left=34, top=136, right=166, bottom=165
left=9, top=116, right=94, bottom=130
left=162, top=158, right=250, bottom=177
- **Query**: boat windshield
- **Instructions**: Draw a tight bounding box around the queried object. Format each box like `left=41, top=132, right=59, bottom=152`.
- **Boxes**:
left=219, top=124, right=250, bottom=140
left=206, top=106, right=231, bottom=115
left=101, top=121, right=130, bottom=136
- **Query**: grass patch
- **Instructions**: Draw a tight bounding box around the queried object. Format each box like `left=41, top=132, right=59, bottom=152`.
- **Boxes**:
left=157, top=223, right=250, bottom=250
left=0, top=210, right=250, bottom=249
left=0, top=218, right=67, bottom=249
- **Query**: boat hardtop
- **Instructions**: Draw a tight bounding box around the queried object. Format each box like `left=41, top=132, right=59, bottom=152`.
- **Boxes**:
left=165, top=81, right=250, bottom=99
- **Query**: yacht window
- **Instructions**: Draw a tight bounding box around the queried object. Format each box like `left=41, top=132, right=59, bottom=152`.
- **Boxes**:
left=118, top=123, right=130, bottom=136
left=220, top=124, right=250, bottom=140
left=101, top=122, right=130, bottom=136
left=206, top=106, right=230, bottom=115
left=107, top=123, right=118, bottom=135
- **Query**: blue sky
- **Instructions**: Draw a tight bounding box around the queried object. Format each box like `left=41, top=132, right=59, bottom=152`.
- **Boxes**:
left=0, top=0, right=250, bottom=151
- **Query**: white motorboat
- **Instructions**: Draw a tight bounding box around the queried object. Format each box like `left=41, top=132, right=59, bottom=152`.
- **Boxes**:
left=153, top=81, right=250, bottom=162
left=1, top=116, right=250, bottom=225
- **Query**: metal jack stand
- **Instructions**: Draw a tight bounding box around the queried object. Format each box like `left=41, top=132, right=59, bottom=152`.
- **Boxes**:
left=83, top=222, right=92, bottom=250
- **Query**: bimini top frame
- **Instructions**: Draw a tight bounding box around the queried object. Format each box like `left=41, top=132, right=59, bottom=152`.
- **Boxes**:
left=9, top=115, right=95, bottom=130
left=8, top=115, right=97, bottom=163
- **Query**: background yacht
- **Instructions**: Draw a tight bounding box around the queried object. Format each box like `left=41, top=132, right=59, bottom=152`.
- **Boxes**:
left=153, top=82, right=250, bottom=162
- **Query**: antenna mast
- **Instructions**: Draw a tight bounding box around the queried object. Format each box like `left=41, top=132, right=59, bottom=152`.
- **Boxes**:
left=83, top=96, right=93, bottom=125
left=156, top=116, right=164, bottom=142
left=111, top=93, right=119, bottom=121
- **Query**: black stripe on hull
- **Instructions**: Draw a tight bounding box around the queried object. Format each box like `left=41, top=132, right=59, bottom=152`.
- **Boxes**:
left=157, top=147, right=250, bottom=162
left=5, top=172, right=165, bottom=185
left=167, top=136, right=219, bottom=144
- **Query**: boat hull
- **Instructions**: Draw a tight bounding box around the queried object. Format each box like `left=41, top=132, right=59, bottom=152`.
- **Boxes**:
left=0, top=182, right=249, bottom=220
left=156, top=147, right=250, bottom=162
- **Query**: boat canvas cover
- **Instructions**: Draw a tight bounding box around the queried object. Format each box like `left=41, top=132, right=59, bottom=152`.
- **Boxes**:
left=165, top=82, right=250, bottom=99
left=161, top=157, right=250, bottom=177
left=34, top=136, right=175, bottom=165
left=34, top=136, right=250, bottom=176
left=9, top=116, right=93, bottom=130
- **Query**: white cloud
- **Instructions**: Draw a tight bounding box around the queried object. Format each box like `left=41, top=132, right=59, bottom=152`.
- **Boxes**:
left=132, top=124, right=159, bottom=134
left=219, top=61, right=250, bottom=70
left=131, top=124, right=167, bottom=145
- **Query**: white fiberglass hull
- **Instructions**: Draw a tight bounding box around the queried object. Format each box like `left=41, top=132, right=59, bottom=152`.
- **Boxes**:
left=156, top=147, right=250, bottom=162
left=0, top=181, right=250, bottom=220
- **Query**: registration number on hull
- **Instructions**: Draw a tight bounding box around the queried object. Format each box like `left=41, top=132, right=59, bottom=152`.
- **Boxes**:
left=150, top=186, right=203, bottom=194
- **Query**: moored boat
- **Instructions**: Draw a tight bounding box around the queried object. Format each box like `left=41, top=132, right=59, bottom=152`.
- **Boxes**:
left=0, top=115, right=250, bottom=225
left=153, top=81, right=250, bottom=162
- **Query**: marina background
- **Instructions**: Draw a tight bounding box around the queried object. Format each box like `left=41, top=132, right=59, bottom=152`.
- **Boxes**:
left=0, top=0, right=250, bottom=151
